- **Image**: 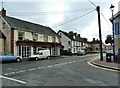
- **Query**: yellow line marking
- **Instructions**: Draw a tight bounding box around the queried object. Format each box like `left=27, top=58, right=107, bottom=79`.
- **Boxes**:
left=88, top=59, right=120, bottom=72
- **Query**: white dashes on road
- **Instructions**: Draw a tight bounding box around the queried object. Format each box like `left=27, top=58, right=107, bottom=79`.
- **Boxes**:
left=4, top=59, right=87, bottom=76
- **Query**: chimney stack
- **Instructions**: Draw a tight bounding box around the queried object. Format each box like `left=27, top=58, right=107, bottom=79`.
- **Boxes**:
left=78, top=34, right=80, bottom=37
left=69, top=31, right=74, bottom=36
left=0, top=8, right=6, bottom=16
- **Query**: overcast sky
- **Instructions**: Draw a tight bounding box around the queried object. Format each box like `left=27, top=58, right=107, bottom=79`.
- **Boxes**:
left=1, top=0, right=119, bottom=43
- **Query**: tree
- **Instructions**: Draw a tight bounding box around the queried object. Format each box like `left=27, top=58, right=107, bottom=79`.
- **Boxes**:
left=105, top=35, right=113, bottom=45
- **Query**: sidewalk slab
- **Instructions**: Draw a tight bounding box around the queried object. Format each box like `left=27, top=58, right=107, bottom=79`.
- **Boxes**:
left=91, top=58, right=120, bottom=71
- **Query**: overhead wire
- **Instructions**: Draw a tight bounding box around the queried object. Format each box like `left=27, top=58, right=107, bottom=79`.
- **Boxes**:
left=88, top=0, right=111, bottom=29
left=52, top=9, right=96, bottom=28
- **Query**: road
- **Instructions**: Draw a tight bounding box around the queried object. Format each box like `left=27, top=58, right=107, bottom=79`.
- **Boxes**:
left=1, top=54, right=119, bottom=86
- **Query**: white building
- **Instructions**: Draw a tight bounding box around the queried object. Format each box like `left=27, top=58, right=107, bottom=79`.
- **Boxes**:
left=58, top=30, right=88, bottom=54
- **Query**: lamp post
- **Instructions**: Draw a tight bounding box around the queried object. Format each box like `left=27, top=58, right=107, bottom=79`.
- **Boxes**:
left=110, top=4, right=116, bottom=62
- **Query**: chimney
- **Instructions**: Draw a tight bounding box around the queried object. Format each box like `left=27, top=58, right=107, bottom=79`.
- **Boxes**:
left=78, top=34, right=80, bottom=37
left=0, top=8, right=6, bottom=16
left=69, top=31, right=74, bottom=35
left=118, top=1, right=120, bottom=11
left=93, top=38, right=95, bottom=41
left=74, top=32, right=77, bottom=36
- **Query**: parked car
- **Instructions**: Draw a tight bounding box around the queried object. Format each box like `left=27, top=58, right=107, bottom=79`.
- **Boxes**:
left=60, top=50, right=72, bottom=56
left=0, top=52, right=22, bottom=62
left=28, top=49, right=50, bottom=60
left=77, top=50, right=86, bottom=56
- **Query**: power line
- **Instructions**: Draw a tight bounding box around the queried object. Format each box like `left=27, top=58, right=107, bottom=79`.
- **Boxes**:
left=88, top=0, right=97, bottom=7
left=88, top=0, right=111, bottom=29
left=52, top=9, right=96, bottom=28
left=101, top=13, right=111, bottom=28
left=7, top=8, right=93, bottom=15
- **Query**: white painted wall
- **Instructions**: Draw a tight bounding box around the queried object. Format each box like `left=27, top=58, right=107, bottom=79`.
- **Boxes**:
left=59, top=32, right=71, bottom=50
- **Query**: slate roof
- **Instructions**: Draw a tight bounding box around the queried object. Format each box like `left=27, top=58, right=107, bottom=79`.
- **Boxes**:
left=2, top=16, right=58, bottom=37
left=59, top=30, right=87, bottom=43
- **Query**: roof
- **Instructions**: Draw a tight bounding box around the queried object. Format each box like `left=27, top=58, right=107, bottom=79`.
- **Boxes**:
left=2, top=16, right=58, bottom=37
left=110, top=11, right=120, bottom=21
left=59, top=30, right=87, bottom=43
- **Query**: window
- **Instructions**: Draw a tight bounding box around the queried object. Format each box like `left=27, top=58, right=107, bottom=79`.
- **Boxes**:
left=17, top=46, right=31, bottom=58
left=52, top=37, right=56, bottom=43
left=33, top=34, right=38, bottom=41
left=44, top=35, right=48, bottom=42
left=68, top=41, right=71, bottom=45
left=18, top=32, right=24, bottom=40
left=114, top=22, right=120, bottom=35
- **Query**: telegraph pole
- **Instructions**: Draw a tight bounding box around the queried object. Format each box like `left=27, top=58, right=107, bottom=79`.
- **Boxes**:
left=96, top=6, right=103, bottom=61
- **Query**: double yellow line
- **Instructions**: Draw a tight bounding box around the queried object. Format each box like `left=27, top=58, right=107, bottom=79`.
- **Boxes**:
left=88, top=59, right=120, bottom=72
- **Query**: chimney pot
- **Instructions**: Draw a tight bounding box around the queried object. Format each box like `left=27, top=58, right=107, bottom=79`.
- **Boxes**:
left=0, top=8, right=6, bottom=16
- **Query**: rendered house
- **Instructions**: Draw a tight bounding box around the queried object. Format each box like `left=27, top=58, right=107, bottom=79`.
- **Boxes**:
left=0, top=8, right=61, bottom=58
left=58, top=30, right=89, bottom=54
left=110, top=2, right=120, bottom=56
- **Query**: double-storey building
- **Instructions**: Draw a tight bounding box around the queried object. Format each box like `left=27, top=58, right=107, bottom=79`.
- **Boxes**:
left=58, top=30, right=89, bottom=54
left=110, top=2, right=120, bottom=56
left=0, top=8, right=61, bottom=58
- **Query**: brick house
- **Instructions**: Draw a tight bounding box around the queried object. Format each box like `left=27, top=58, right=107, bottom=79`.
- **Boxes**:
left=0, top=8, right=61, bottom=58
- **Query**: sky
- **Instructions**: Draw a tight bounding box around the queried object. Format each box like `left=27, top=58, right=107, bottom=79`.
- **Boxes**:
left=0, top=0, right=119, bottom=43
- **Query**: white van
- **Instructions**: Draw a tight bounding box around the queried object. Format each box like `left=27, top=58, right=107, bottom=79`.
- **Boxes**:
left=28, top=50, right=50, bottom=60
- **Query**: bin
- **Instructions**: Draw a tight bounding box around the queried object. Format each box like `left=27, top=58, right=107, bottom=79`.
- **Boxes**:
left=106, top=53, right=112, bottom=62
left=117, top=48, right=120, bottom=63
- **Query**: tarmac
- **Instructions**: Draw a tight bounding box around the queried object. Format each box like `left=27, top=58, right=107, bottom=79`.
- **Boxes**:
left=90, top=57, right=120, bottom=72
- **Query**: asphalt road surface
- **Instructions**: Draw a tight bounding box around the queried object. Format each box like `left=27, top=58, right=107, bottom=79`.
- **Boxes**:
left=1, top=54, right=119, bottom=87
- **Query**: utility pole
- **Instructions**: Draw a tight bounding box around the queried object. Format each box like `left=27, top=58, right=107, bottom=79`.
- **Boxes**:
left=96, top=6, right=103, bottom=61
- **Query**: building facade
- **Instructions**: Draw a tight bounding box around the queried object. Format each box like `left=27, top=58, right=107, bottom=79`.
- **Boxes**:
left=58, top=30, right=90, bottom=54
left=0, top=8, right=61, bottom=58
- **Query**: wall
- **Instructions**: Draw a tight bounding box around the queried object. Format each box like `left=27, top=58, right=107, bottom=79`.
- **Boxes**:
left=0, top=16, right=11, bottom=53
left=0, top=39, right=4, bottom=52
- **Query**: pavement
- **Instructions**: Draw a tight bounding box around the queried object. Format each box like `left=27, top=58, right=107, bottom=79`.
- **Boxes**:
left=90, top=57, right=120, bottom=71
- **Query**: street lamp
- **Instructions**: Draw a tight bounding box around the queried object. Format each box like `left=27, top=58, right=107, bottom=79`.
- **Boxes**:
left=110, top=4, right=116, bottom=62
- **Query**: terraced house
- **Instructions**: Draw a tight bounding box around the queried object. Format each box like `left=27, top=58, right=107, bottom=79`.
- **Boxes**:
left=0, top=8, right=61, bottom=58
left=58, top=30, right=91, bottom=54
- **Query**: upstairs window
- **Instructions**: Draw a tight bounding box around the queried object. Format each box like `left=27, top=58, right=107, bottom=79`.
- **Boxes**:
left=33, top=34, right=38, bottom=41
left=52, top=37, right=56, bottom=43
left=68, top=41, right=71, bottom=45
left=44, top=35, right=48, bottom=42
left=18, top=32, right=24, bottom=41
left=114, top=22, right=120, bottom=35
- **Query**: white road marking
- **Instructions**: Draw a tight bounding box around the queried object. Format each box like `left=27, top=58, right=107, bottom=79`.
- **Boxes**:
left=4, top=58, right=87, bottom=76
left=73, top=61, right=77, bottom=63
left=28, top=68, right=36, bottom=71
left=47, top=65, right=53, bottom=68
left=0, top=75, right=27, bottom=84
left=68, top=62, right=72, bottom=64
left=15, top=70, right=26, bottom=73
left=54, top=64, right=60, bottom=66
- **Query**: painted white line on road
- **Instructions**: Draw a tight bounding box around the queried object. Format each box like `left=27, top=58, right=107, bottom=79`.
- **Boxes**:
left=38, top=67, right=46, bottom=69
left=28, top=68, right=36, bottom=71
left=68, top=62, right=73, bottom=64
left=15, top=70, right=26, bottom=73
left=4, top=72, right=15, bottom=75
left=54, top=64, right=60, bottom=66
left=0, top=75, right=27, bottom=84
left=47, top=65, right=53, bottom=68
left=73, top=61, right=77, bottom=63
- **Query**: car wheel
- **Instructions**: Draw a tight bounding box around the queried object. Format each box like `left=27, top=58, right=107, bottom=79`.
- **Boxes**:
left=35, top=57, right=38, bottom=61
left=16, top=58, right=21, bottom=62
left=47, top=56, right=49, bottom=60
